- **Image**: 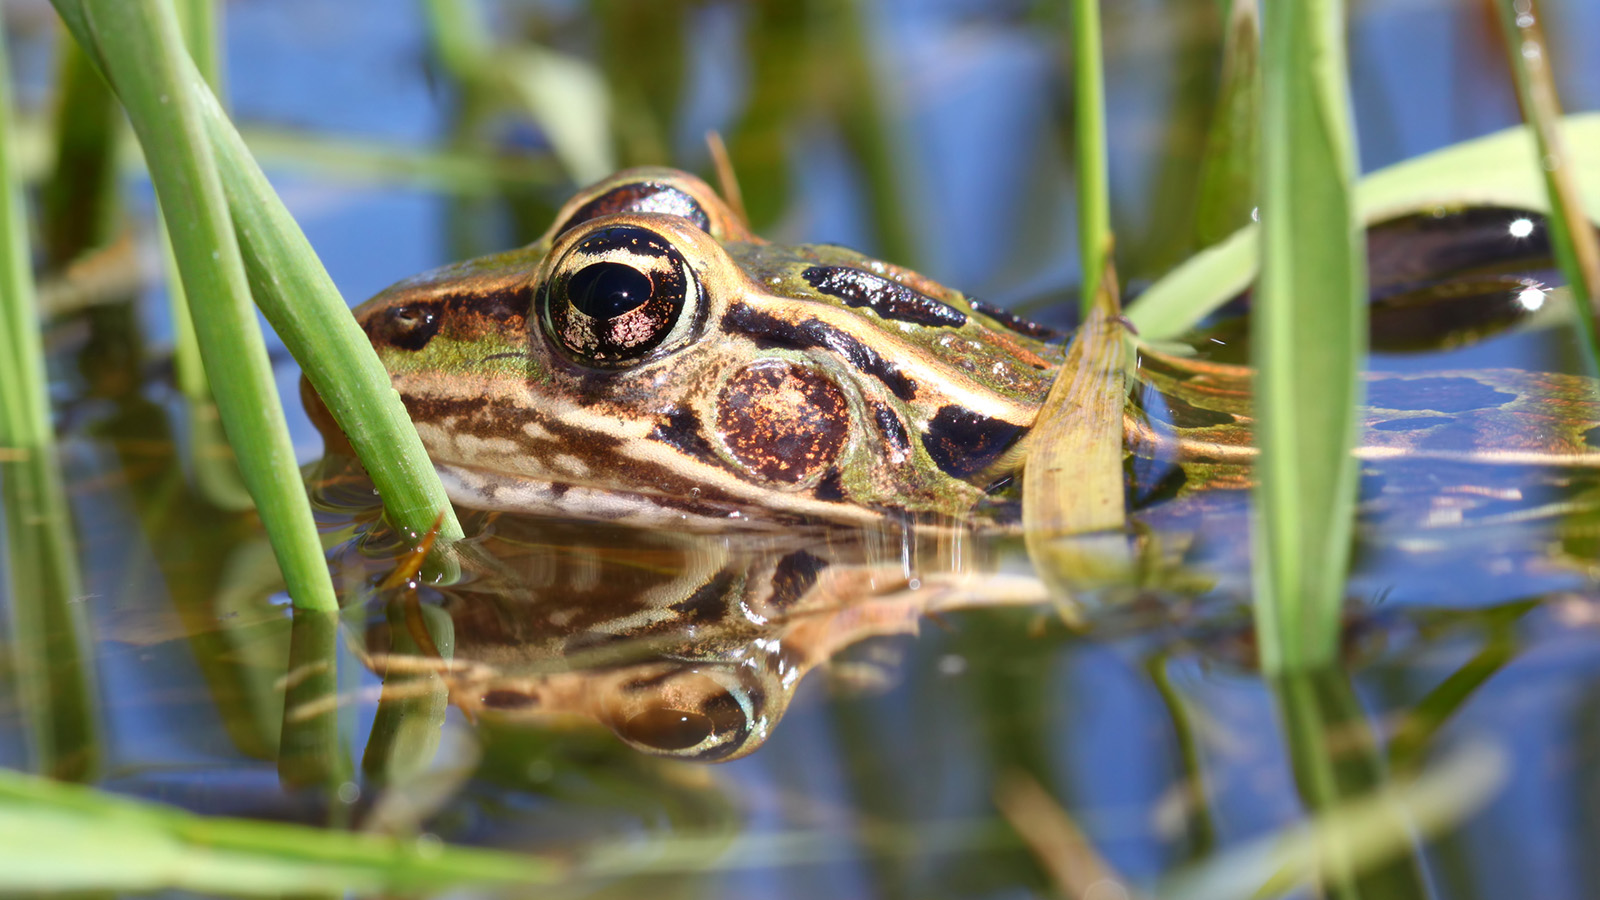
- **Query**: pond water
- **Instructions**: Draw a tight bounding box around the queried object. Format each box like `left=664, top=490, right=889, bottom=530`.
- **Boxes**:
left=4, top=0, right=1600, bottom=897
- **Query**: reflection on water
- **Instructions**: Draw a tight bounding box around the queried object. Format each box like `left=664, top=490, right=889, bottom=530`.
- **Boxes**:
left=8, top=407, right=1600, bottom=892
left=330, top=502, right=1051, bottom=762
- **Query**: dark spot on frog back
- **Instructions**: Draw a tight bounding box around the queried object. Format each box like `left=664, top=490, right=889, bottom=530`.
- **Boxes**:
left=1367, top=377, right=1516, bottom=413
left=800, top=266, right=967, bottom=328
left=920, top=405, right=1027, bottom=479
left=969, top=299, right=1065, bottom=341
left=725, top=304, right=919, bottom=401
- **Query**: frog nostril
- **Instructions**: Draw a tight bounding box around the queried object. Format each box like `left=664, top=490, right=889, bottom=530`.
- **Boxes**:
left=370, top=301, right=443, bottom=351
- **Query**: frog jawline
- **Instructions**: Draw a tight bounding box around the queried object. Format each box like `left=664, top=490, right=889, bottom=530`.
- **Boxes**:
left=437, top=463, right=792, bottom=530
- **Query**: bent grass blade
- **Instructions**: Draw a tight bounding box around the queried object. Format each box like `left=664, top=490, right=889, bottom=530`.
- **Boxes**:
left=1129, top=114, right=1600, bottom=341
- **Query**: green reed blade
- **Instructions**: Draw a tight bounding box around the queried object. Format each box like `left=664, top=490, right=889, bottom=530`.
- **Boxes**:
left=834, top=0, right=919, bottom=269
left=0, top=42, right=49, bottom=450
left=1071, top=0, right=1111, bottom=320
left=12, top=110, right=561, bottom=194
left=0, top=18, right=99, bottom=782
left=196, top=100, right=466, bottom=550
left=2, top=456, right=100, bottom=782
left=61, top=0, right=338, bottom=612
left=1129, top=114, right=1600, bottom=340
left=51, top=2, right=464, bottom=552
left=163, top=0, right=222, bottom=406
left=277, top=608, right=353, bottom=793
left=0, top=769, right=559, bottom=893
left=1495, top=0, right=1600, bottom=375
left=1252, top=0, right=1366, bottom=672
left=1270, top=669, right=1428, bottom=899
left=592, top=0, right=689, bottom=167
left=1022, top=261, right=1129, bottom=598
left=725, top=0, right=807, bottom=230
left=422, top=0, right=614, bottom=184
left=1156, top=738, right=1502, bottom=900
left=39, top=36, right=118, bottom=269
left=1192, top=0, right=1261, bottom=248
left=362, top=596, right=454, bottom=785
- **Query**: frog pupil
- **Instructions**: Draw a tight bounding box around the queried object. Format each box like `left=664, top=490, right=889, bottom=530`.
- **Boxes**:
left=568, top=262, right=652, bottom=319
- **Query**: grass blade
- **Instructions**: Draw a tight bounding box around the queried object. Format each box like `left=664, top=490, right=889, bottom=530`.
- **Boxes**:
left=1071, top=0, right=1111, bottom=319
left=49, top=3, right=466, bottom=551
left=1157, top=743, right=1503, bottom=900
left=198, top=99, right=466, bottom=549
left=39, top=36, right=118, bottom=268
left=0, top=37, right=50, bottom=450
left=1192, top=0, right=1261, bottom=248
left=0, top=769, right=559, bottom=893
left=1252, top=0, right=1366, bottom=671
left=0, top=16, right=99, bottom=781
left=1128, top=114, right=1600, bottom=340
left=1022, top=263, right=1128, bottom=598
left=1495, top=0, right=1600, bottom=373
left=63, top=0, right=338, bottom=611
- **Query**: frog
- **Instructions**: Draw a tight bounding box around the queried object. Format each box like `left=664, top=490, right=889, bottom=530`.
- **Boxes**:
left=352, top=167, right=1600, bottom=530
left=354, top=167, right=1071, bottom=529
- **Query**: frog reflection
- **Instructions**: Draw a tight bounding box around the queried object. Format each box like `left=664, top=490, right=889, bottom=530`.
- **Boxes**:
left=356, top=516, right=1046, bottom=761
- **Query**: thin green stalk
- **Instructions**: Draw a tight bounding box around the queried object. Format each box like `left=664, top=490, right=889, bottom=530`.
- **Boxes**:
left=1495, top=0, right=1600, bottom=374
left=0, top=42, right=50, bottom=450
left=1192, top=0, right=1261, bottom=247
left=0, top=16, right=99, bottom=781
left=164, top=0, right=223, bottom=404
left=39, top=36, right=118, bottom=268
left=278, top=608, right=353, bottom=794
left=1252, top=0, right=1366, bottom=672
left=1270, top=670, right=1428, bottom=899
left=197, top=100, right=466, bottom=548
left=362, top=597, right=453, bottom=784
left=422, top=0, right=613, bottom=184
left=65, top=0, right=338, bottom=611
left=173, top=0, right=223, bottom=89
left=51, top=4, right=464, bottom=551
left=833, top=0, right=919, bottom=268
left=0, top=769, right=559, bottom=893
left=1072, top=0, right=1111, bottom=319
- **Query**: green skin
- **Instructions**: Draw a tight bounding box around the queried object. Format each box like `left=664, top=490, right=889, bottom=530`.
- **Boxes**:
left=354, top=167, right=1600, bottom=529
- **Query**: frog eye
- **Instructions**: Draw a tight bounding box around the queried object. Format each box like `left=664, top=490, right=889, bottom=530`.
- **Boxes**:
left=541, top=224, right=701, bottom=366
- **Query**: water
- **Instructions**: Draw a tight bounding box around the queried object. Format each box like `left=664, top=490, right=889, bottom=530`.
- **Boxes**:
left=4, top=0, right=1600, bottom=896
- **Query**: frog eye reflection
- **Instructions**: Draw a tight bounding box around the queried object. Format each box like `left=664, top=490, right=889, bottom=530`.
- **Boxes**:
left=607, top=667, right=765, bottom=761
left=542, top=224, right=699, bottom=366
